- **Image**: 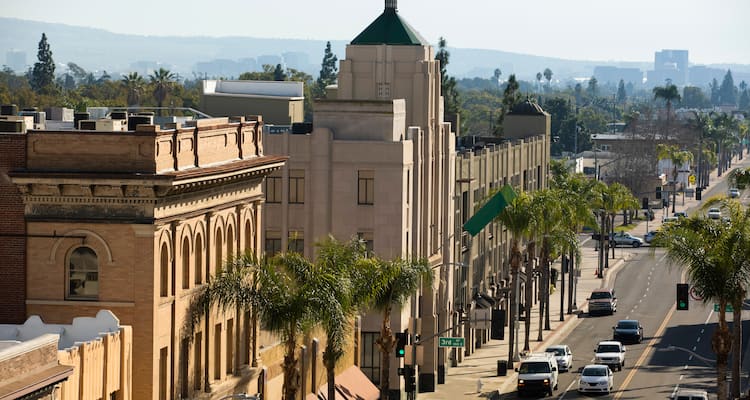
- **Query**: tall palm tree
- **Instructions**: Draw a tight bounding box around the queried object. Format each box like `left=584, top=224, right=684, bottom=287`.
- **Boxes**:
left=149, top=67, right=176, bottom=115
left=121, top=71, right=145, bottom=107
left=689, top=111, right=713, bottom=187
left=657, top=144, right=694, bottom=213
left=657, top=200, right=750, bottom=400
left=495, top=192, right=533, bottom=367
left=653, top=84, right=681, bottom=138
left=369, top=257, right=430, bottom=399
left=314, top=236, right=381, bottom=400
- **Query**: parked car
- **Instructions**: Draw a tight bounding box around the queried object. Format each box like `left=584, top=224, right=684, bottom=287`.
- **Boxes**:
left=643, top=209, right=655, bottom=221
left=674, top=211, right=688, bottom=218
left=673, top=389, right=709, bottom=400
left=662, top=216, right=679, bottom=224
left=729, top=188, right=740, bottom=198
left=708, top=207, right=721, bottom=219
left=578, top=364, right=614, bottom=395
left=611, top=232, right=644, bottom=248
left=516, top=352, right=559, bottom=397
left=594, top=340, right=626, bottom=371
left=588, top=288, right=617, bottom=316
left=545, top=345, right=573, bottom=372
left=612, top=319, right=644, bottom=344
left=644, top=230, right=660, bottom=244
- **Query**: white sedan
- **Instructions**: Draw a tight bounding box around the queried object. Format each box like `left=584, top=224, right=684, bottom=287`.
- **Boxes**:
left=545, top=345, right=573, bottom=372
left=578, top=364, right=614, bottom=394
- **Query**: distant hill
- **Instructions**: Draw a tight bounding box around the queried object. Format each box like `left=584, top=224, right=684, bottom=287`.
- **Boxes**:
left=2, top=17, right=748, bottom=82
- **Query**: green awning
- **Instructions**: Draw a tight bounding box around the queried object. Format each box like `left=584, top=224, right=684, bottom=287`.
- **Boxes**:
left=462, top=184, right=517, bottom=236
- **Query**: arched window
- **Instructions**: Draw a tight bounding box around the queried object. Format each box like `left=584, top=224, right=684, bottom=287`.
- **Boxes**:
left=227, top=225, right=234, bottom=262
left=215, top=228, right=223, bottom=274
left=244, top=220, right=252, bottom=253
left=195, top=234, right=203, bottom=285
left=67, top=246, right=98, bottom=300
left=160, top=243, right=169, bottom=297
left=182, top=237, right=190, bottom=289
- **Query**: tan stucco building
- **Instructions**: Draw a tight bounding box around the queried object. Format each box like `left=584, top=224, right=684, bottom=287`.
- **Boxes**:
left=8, top=115, right=288, bottom=399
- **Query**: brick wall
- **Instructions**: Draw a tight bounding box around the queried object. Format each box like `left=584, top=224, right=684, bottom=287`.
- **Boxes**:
left=0, top=132, right=26, bottom=323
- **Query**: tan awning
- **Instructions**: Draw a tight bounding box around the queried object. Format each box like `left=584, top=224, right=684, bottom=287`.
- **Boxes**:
left=306, top=366, right=379, bottom=400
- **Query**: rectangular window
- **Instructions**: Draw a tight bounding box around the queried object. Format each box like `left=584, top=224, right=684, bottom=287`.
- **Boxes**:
left=214, top=324, right=221, bottom=380
left=265, top=174, right=282, bottom=203
left=288, top=169, right=305, bottom=204
left=288, top=231, right=304, bottom=254
left=265, top=231, right=281, bottom=257
left=377, top=83, right=391, bottom=99
left=194, top=332, right=202, bottom=391
left=357, top=232, right=374, bottom=257
left=360, top=332, right=381, bottom=385
left=358, top=170, right=374, bottom=205
left=159, top=347, right=168, bottom=400
left=226, top=319, right=234, bottom=375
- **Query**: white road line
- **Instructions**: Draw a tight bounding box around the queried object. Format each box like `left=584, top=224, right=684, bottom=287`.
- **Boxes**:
left=692, top=346, right=697, bottom=351
left=639, top=299, right=642, bottom=303
left=671, top=385, right=680, bottom=398
left=634, top=305, right=638, bottom=309
left=643, top=294, right=648, bottom=298
left=680, top=375, right=684, bottom=380
left=700, top=328, right=705, bottom=334
left=684, top=364, right=689, bottom=370
left=689, top=355, right=693, bottom=361
left=559, top=378, right=577, bottom=400
left=696, top=337, right=701, bottom=343
left=705, top=310, right=714, bottom=325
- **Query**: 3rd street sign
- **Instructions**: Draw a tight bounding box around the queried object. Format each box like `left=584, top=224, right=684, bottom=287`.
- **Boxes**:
left=438, top=337, right=465, bottom=348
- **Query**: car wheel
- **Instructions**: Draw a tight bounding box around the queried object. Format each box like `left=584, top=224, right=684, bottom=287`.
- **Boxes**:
left=554, top=382, right=558, bottom=390
left=633, top=242, right=641, bottom=248
left=548, top=387, right=553, bottom=396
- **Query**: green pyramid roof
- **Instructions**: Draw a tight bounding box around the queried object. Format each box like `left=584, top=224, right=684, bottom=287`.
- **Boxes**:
left=351, top=8, right=428, bottom=46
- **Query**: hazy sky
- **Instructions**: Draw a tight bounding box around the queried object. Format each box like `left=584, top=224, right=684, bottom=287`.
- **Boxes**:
left=4, top=0, right=750, bottom=64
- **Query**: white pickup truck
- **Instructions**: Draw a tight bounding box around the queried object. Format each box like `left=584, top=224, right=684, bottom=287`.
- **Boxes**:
left=594, top=340, right=626, bottom=371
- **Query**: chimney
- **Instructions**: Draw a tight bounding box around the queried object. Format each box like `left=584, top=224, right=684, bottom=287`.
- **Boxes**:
left=385, top=0, right=397, bottom=11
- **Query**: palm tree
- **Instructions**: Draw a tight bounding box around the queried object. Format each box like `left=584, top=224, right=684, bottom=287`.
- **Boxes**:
left=121, top=72, right=145, bottom=107
left=149, top=67, right=176, bottom=115
left=543, top=68, right=553, bottom=89
left=369, top=257, right=430, bottom=399
left=536, top=72, right=542, bottom=92
left=689, top=111, right=713, bottom=187
left=653, top=84, right=681, bottom=138
left=657, top=199, right=750, bottom=400
left=495, top=192, right=533, bottom=366
left=315, top=236, right=381, bottom=400
left=657, top=144, right=694, bottom=213
left=198, top=251, right=320, bottom=400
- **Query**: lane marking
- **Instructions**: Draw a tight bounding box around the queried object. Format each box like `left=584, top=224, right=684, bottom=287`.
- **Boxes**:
left=692, top=346, right=697, bottom=351
left=613, top=299, right=677, bottom=399
left=696, top=337, right=701, bottom=343
left=559, top=378, right=577, bottom=400
left=679, top=375, right=684, bottom=381
left=689, top=355, right=693, bottom=361
left=684, top=364, right=689, bottom=370
left=700, top=328, right=704, bottom=334
left=671, top=385, right=680, bottom=398
left=705, top=310, right=714, bottom=325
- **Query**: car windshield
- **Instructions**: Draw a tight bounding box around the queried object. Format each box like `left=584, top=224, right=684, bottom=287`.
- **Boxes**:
left=582, top=367, right=608, bottom=376
left=519, top=362, right=550, bottom=374
left=590, top=292, right=612, bottom=299
left=597, top=344, right=621, bottom=353
left=617, top=321, right=638, bottom=329
left=546, top=348, right=565, bottom=356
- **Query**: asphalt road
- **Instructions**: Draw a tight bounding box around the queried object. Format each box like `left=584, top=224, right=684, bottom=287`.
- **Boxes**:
left=498, top=245, right=743, bottom=399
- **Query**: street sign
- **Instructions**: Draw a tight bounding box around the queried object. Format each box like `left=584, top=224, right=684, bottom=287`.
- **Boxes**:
left=689, top=286, right=702, bottom=301
left=689, top=175, right=696, bottom=185
left=438, top=337, right=465, bottom=348
left=714, top=304, right=734, bottom=312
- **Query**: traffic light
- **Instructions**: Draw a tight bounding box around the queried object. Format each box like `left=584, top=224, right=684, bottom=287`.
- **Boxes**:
left=395, top=332, right=407, bottom=358
left=677, top=283, right=689, bottom=310
left=403, top=365, right=416, bottom=393
left=491, top=309, right=505, bottom=340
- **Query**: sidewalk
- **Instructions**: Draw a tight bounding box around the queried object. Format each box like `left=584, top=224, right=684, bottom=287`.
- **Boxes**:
left=418, top=157, right=747, bottom=400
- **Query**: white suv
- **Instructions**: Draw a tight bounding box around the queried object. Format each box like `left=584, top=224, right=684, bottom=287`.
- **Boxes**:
left=594, top=340, right=625, bottom=371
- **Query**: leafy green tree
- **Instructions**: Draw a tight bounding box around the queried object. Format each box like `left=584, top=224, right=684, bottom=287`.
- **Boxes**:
left=495, top=74, right=521, bottom=135
left=710, top=78, right=721, bottom=105
left=315, top=41, right=338, bottom=98
left=30, top=33, right=56, bottom=92
left=656, top=144, right=694, bottom=213
left=273, top=64, right=287, bottom=81
left=493, top=68, right=502, bottom=89
left=586, top=76, right=598, bottom=98
left=436, top=37, right=460, bottom=116
left=656, top=200, right=750, bottom=400
left=121, top=72, right=145, bottom=107
left=682, top=86, right=711, bottom=109
left=739, top=88, right=750, bottom=112
left=239, top=64, right=276, bottom=80
left=369, top=257, right=430, bottom=399
left=719, top=69, right=737, bottom=106
left=616, top=79, right=627, bottom=104
left=574, top=83, right=583, bottom=104
left=149, top=67, right=176, bottom=115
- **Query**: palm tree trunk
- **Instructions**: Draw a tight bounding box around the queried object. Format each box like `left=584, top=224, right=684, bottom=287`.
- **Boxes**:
left=325, top=344, right=337, bottom=400
left=559, top=255, right=565, bottom=322
left=731, top=296, right=742, bottom=399
left=567, top=249, right=575, bottom=314
left=543, top=257, right=550, bottom=330
left=713, top=302, right=731, bottom=400
left=524, top=246, right=533, bottom=351
left=378, top=307, right=395, bottom=400
left=283, top=333, right=300, bottom=400
left=508, top=267, right=518, bottom=368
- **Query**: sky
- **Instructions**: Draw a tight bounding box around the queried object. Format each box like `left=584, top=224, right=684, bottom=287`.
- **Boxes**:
left=4, top=0, right=750, bottom=65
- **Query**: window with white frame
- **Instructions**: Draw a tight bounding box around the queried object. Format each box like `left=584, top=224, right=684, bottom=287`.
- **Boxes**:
left=67, top=246, right=98, bottom=300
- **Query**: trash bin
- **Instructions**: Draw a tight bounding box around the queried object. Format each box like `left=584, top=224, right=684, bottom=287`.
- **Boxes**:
left=497, top=360, right=508, bottom=376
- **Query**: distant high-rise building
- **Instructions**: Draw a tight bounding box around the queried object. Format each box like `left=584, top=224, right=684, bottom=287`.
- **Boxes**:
left=593, top=66, right=643, bottom=87
left=5, top=50, right=26, bottom=73
left=648, top=49, right=689, bottom=86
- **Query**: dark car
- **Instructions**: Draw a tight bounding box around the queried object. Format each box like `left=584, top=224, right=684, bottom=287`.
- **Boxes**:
left=612, top=320, right=643, bottom=344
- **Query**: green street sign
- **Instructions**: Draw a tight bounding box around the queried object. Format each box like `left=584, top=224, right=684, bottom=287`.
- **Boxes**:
left=438, top=337, right=465, bottom=348
left=714, top=304, right=734, bottom=312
